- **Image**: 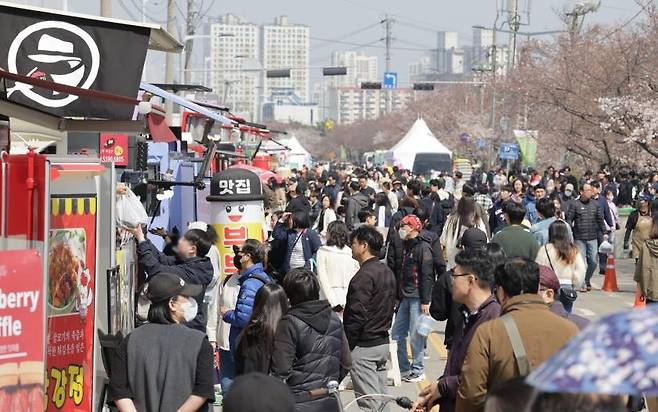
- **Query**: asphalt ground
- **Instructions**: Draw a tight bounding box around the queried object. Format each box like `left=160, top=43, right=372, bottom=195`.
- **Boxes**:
left=216, top=256, right=637, bottom=411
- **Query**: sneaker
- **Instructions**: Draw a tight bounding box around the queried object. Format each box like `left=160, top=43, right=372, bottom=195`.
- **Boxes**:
left=403, top=372, right=426, bottom=382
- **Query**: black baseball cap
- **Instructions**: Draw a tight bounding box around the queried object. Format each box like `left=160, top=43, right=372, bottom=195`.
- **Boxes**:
left=460, top=228, right=488, bottom=251
left=144, top=273, right=202, bottom=303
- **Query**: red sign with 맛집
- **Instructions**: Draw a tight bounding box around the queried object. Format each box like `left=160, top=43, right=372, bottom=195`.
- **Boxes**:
left=0, top=249, right=45, bottom=411
left=99, top=134, right=128, bottom=166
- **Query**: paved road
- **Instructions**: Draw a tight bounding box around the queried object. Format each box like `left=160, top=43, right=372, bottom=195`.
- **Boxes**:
left=337, top=257, right=637, bottom=411
left=216, top=257, right=637, bottom=411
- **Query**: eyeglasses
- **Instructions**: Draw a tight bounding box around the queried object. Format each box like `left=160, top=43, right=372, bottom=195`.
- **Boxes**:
left=451, top=272, right=473, bottom=279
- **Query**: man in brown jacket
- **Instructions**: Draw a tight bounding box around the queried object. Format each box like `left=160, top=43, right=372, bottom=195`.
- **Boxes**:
left=455, top=258, right=579, bottom=412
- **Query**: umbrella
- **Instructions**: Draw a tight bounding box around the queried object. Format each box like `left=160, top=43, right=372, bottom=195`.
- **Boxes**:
left=526, top=304, right=658, bottom=396
left=229, top=164, right=284, bottom=185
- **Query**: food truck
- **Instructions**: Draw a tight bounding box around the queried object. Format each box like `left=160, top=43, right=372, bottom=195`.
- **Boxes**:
left=0, top=2, right=183, bottom=411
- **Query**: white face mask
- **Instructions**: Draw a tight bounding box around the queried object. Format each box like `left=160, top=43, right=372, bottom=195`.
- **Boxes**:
left=180, top=297, right=198, bottom=322
left=398, top=228, right=408, bottom=240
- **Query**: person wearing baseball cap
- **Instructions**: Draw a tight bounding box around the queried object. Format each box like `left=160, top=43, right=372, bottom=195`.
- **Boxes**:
left=538, top=265, right=589, bottom=330
left=392, top=214, right=435, bottom=382
left=111, top=273, right=215, bottom=412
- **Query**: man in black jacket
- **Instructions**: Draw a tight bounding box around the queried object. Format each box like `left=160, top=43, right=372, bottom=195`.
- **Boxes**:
left=391, top=214, right=435, bottom=382
left=565, top=183, right=606, bottom=291
left=344, top=226, right=396, bottom=411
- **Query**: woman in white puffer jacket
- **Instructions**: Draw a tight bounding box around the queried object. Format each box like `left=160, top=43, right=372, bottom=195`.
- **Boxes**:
left=316, top=221, right=360, bottom=309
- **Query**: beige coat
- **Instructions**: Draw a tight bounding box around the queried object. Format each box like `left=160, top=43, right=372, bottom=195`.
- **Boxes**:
left=634, top=239, right=658, bottom=301
left=456, top=294, right=579, bottom=412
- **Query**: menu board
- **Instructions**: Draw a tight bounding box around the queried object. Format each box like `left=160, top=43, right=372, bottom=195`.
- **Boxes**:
left=46, top=196, right=96, bottom=411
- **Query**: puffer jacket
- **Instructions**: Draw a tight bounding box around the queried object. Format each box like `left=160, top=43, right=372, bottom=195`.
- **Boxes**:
left=271, top=300, right=351, bottom=412
left=635, top=239, right=658, bottom=301
left=565, top=197, right=606, bottom=241
left=223, top=263, right=271, bottom=352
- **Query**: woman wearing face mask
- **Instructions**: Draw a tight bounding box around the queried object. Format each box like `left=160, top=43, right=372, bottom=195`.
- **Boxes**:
left=111, top=273, right=215, bottom=412
left=220, top=239, right=272, bottom=356
left=128, top=225, right=214, bottom=333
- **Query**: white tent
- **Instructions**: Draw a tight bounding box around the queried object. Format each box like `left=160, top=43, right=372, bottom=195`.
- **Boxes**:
left=279, top=135, right=312, bottom=169
left=389, top=117, right=452, bottom=170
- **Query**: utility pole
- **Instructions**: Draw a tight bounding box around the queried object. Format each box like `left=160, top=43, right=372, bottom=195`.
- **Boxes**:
left=164, top=0, right=177, bottom=119
left=184, top=0, right=196, bottom=84
left=100, top=0, right=111, bottom=17
left=381, top=15, right=393, bottom=113
left=507, top=0, right=519, bottom=72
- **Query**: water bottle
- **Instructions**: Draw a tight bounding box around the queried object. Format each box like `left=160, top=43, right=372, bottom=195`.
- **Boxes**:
left=415, top=314, right=434, bottom=337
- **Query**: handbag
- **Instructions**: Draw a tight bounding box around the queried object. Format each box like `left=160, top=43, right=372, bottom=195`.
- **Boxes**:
left=544, top=246, right=577, bottom=303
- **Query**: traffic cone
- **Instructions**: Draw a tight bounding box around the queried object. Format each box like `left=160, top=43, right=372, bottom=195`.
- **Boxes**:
left=634, top=285, right=646, bottom=309
left=601, top=253, right=619, bottom=292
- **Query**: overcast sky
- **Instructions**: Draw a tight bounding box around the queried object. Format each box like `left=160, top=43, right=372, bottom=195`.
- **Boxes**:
left=17, top=0, right=646, bottom=84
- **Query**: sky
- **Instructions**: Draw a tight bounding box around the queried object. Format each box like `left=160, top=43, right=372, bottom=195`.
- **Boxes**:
left=15, top=0, right=647, bottom=85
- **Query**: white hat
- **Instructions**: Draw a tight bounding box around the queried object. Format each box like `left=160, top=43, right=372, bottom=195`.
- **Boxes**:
left=187, top=221, right=208, bottom=231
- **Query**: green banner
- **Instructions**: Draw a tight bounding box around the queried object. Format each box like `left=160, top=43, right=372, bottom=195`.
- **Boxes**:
left=515, top=130, right=538, bottom=166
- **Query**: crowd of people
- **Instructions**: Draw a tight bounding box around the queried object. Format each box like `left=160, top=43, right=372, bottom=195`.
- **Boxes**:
left=109, top=162, right=658, bottom=412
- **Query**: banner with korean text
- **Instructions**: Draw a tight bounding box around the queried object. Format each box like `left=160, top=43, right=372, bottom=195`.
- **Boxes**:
left=0, top=249, right=45, bottom=411
left=46, top=195, right=97, bottom=411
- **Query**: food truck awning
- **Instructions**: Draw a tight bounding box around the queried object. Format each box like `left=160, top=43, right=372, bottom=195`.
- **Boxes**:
left=140, top=82, right=236, bottom=126
left=0, top=69, right=175, bottom=144
left=0, top=1, right=183, bottom=53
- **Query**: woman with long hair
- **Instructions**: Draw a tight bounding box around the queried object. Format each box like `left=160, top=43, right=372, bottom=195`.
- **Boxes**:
left=234, top=283, right=289, bottom=375
left=510, top=178, right=525, bottom=204
left=440, top=196, right=489, bottom=269
left=635, top=215, right=658, bottom=304
left=312, top=194, right=337, bottom=241
left=316, top=221, right=360, bottom=310
left=374, top=192, right=393, bottom=229
left=535, top=220, right=585, bottom=311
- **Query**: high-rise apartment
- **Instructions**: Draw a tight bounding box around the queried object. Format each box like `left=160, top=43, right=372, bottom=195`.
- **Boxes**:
left=329, top=51, right=378, bottom=87
left=261, top=16, right=310, bottom=104
left=209, top=14, right=310, bottom=121
left=209, top=14, right=260, bottom=119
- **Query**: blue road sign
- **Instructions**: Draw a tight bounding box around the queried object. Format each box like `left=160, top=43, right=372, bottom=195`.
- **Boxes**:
left=499, top=143, right=519, bottom=160
left=383, top=72, right=397, bottom=89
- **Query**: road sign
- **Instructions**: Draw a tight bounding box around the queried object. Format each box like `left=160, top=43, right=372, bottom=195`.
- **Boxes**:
left=499, top=143, right=519, bottom=160
left=383, top=72, right=397, bottom=89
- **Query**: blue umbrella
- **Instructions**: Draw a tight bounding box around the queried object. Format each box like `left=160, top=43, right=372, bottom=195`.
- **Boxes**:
left=527, top=304, right=658, bottom=396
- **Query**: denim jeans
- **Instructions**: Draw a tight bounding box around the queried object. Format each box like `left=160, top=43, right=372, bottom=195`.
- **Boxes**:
left=219, top=349, right=235, bottom=395
left=558, top=287, right=575, bottom=313
left=392, top=297, right=426, bottom=375
left=576, top=239, right=598, bottom=287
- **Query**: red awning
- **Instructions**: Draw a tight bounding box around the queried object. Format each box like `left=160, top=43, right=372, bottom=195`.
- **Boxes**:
left=147, top=113, right=177, bottom=143
left=50, top=163, right=106, bottom=181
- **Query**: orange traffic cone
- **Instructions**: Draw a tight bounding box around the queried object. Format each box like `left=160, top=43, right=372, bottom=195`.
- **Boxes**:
left=601, top=254, right=619, bottom=292
left=634, top=285, right=646, bottom=309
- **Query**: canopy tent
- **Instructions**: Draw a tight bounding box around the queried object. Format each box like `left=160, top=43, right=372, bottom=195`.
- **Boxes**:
left=279, top=135, right=312, bottom=169
left=389, top=118, right=452, bottom=170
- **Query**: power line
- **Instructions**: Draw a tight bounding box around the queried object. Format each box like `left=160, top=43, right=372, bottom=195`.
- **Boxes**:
left=600, top=2, right=648, bottom=41
left=313, top=22, right=381, bottom=49
left=310, top=39, right=382, bottom=64
left=310, top=36, right=434, bottom=51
